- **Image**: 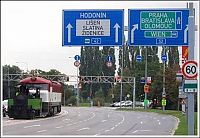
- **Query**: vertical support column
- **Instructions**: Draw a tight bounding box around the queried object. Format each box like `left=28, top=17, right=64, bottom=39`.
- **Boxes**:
left=187, top=2, right=195, bottom=135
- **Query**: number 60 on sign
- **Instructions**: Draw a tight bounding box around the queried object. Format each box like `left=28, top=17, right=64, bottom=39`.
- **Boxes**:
left=182, top=60, right=198, bottom=79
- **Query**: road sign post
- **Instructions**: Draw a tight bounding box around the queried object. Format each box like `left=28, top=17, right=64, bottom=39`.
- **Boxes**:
left=63, top=10, right=124, bottom=46
left=128, top=9, right=189, bottom=46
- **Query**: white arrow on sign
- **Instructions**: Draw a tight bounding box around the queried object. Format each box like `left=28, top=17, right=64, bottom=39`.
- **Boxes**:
left=131, top=24, right=138, bottom=44
left=66, top=23, right=73, bottom=43
left=113, top=23, right=120, bottom=43
left=177, top=17, right=181, bottom=25
left=184, top=25, right=188, bottom=43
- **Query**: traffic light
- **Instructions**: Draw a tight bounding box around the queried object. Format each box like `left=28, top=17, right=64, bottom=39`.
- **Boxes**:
left=144, top=84, right=150, bottom=93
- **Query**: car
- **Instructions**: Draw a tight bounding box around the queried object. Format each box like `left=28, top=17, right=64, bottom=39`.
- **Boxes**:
left=124, top=100, right=133, bottom=107
left=114, top=101, right=125, bottom=107
left=110, top=102, right=118, bottom=107
left=135, top=101, right=144, bottom=107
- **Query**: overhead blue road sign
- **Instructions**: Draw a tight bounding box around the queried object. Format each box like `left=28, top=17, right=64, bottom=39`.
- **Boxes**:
left=74, top=55, right=80, bottom=61
left=107, top=55, right=112, bottom=61
left=136, top=55, right=142, bottom=61
left=128, top=9, right=189, bottom=46
left=161, top=55, right=167, bottom=62
left=63, top=10, right=124, bottom=46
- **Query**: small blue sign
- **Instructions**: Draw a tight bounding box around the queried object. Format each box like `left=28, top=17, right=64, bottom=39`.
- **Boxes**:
left=107, top=55, right=112, bottom=61
left=128, top=9, right=189, bottom=46
left=140, top=77, right=145, bottom=83
left=136, top=55, right=142, bottom=62
left=74, top=55, right=80, bottom=61
left=63, top=10, right=124, bottom=46
left=161, top=55, right=167, bottom=62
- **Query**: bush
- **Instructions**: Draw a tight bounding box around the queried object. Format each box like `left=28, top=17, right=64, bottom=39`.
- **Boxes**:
left=67, top=96, right=77, bottom=106
left=93, top=97, right=105, bottom=106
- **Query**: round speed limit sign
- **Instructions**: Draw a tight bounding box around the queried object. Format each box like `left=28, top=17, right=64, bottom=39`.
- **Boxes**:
left=182, top=60, right=198, bottom=79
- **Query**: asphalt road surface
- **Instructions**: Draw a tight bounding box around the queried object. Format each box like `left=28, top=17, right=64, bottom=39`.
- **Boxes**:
left=3, top=107, right=178, bottom=136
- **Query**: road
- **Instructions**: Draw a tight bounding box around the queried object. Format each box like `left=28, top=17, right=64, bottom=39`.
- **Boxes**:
left=3, top=107, right=178, bottom=136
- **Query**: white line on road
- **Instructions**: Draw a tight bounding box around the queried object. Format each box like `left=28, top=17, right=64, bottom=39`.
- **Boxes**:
left=107, top=114, right=110, bottom=118
left=77, top=127, right=90, bottom=131
left=132, top=130, right=150, bottom=134
left=55, top=126, right=63, bottom=128
left=64, top=118, right=70, bottom=121
left=37, top=130, right=46, bottom=133
left=140, top=121, right=143, bottom=124
left=101, top=120, right=107, bottom=122
left=24, top=124, right=40, bottom=128
left=158, top=122, right=161, bottom=125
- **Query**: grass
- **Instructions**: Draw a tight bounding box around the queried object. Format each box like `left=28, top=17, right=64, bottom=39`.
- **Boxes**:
left=116, top=108, right=198, bottom=135
left=79, top=102, right=91, bottom=107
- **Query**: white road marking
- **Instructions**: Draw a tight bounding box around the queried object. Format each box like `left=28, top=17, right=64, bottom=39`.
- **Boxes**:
left=158, top=122, right=161, bottom=125
left=24, top=124, right=40, bottom=128
left=64, top=118, right=70, bottom=121
left=55, top=126, right=63, bottom=128
left=132, top=130, right=150, bottom=134
left=107, top=114, right=110, bottom=118
left=140, top=121, right=143, bottom=124
left=77, top=127, right=90, bottom=131
left=37, top=130, right=46, bottom=133
left=104, top=129, right=110, bottom=132
left=101, top=120, right=107, bottom=122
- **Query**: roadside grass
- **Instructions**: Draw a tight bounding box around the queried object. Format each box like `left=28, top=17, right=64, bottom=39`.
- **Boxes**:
left=116, top=108, right=198, bottom=135
left=79, top=102, right=90, bottom=107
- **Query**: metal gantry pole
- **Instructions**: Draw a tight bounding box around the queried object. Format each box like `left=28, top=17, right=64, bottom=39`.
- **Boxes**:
left=187, top=2, right=195, bottom=135
left=162, top=46, right=166, bottom=112
left=8, top=67, right=10, bottom=98
left=144, top=46, right=148, bottom=109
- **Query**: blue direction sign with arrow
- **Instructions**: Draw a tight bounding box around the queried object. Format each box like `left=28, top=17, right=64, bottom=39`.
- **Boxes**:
left=63, top=10, right=124, bottom=46
left=107, top=55, right=112, bottom=61
left=74, top=55, right=80, bottom=61
left=128, top=9, right=189, bottom=46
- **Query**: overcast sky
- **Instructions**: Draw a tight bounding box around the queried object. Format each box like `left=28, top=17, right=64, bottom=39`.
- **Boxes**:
left=1, top=1, right=199, bottom=79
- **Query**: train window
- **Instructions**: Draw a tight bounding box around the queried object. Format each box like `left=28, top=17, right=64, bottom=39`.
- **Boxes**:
left=26, top=84, right=48, bottom=90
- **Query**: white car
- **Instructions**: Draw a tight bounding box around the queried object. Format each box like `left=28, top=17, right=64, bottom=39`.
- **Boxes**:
left=114, top=101, right=125, bottom=107
left=124, top=101, right=133, bottom=107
